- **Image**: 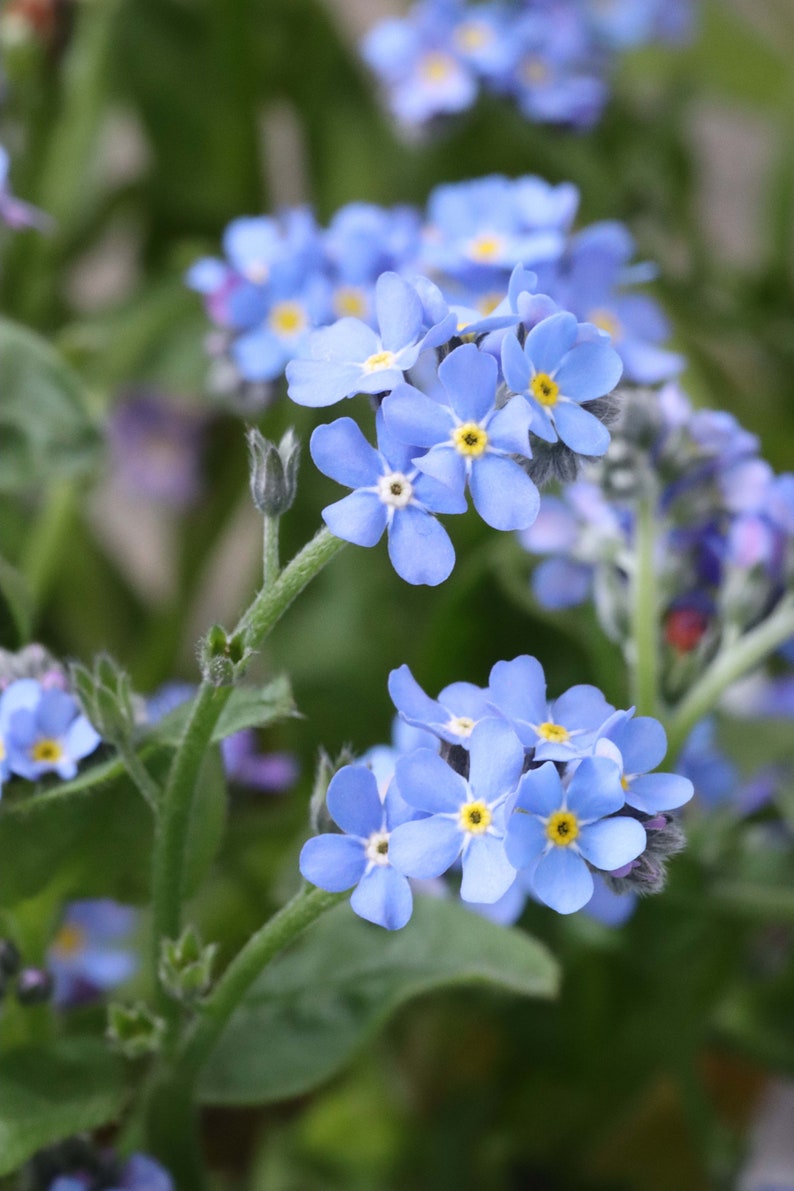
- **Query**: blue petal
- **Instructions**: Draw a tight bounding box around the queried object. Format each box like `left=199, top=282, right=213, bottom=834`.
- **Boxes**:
left=287, top=358, right=365, bottom=407
left=438, top=344, right=498, bottom=422
left=232, top=328, right=285, bottom=382
left=351, top=865, right=413, bottom=930
left=577, top=817, right=646, bottom=871
left=414, top=446, right=467, bottom=494
left=469, top=453, right=540, bottom=531
left=532, top=847, right=594, bottom=914
left=388, top=506, right=456, bottom=586
left=387, top=816, right=462, bottom=879
left=504, top=811, right=548, bottom=869
left=413, top=471, right=469, bottom=515
left=524, top=312, right=578, bottom=374
left=553, top=402, right=611, bottom=456
left=566, top=757, right=626, bottom=821
left=37, top=690, right=77, bottom=738
left=625, top=773, right=694, bottom=813
left=467, top=720, right=525, bottom=804
left=488, top=655, right=547, bottom=731
left=460, top=834, right=517, bottom=903
left=513, top=762, right=563, bottom=817
left=554, top=341, right=623, bottom=401
left=375, top=272, right=423, bottom=352
left=486, top=396, right=534, bottom=457
left=322, top=491, right=387, bottom=547
left=299, top=834, right=366, bottom=891
left=310, top=419, right=381, bottom=488
left=381, top=384, right=453, bottom=448
left=437, top=681, right=490, bottom=721
left=552, top=684, right=613, bottom=733
left=63, top=716, right=101, bottom=763
left=610, top=715, right=668, bottom=775
left=501, top=331, right=530, bottom=394
left=532, top=559, right=592, bottom=609
left=326, top=766, right=384, bottom=836
left=388, top=666, right=443, bottom=728
left=394, top=748, right=467, bottom=813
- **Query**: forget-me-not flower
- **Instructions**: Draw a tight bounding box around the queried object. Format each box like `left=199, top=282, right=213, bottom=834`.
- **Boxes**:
left=48, top=899, right=138, bottom=1008
left=595, top=711, right=694, bottom=814
left=388, top=663, right=492, bottom=748
left=5, top=687, right=101, bottom=781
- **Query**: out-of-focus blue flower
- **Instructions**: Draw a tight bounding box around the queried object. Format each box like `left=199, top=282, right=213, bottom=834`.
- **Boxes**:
left=675, top=718, right=738, bottom=810
left=300, top=766, right=421, bottom=929
left=287, top=271, right=455, bottom=407
left=388, top=663, right=492, bottom=748
left=220, top=729, right=298, bottom=793
left=383, top=343, right=539, bottom=532
left=488, top=654, right=614, bottom=762
left=389, top=718, right=522, bottom=903
left=46, top=1151, right=173, bottom=1191
left=505, top=757, right=645, bottom=914
left=107, top=393, right=209, bottom=508
left=48, top=899, right=138, bottom=1008
left=0, top=678, right=42, bottom=791
left=503, top=6, right=608, bottom=129
left=502, top=310, right=623, bottom=455
left=0, top=143, right=51, bottom=232
left=311, top=411, right=466, bottom=586
left=5, top=687, right=101, bottom=781
left=595, top=710, right=694, bottom=813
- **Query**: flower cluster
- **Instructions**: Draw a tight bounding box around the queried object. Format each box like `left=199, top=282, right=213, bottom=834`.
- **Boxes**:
left=361, top=0, right=694, bottom=132
left=522, top=384, right=794, bottom=689
left=0, top=675, right=100, bottom=793
left=300, top=653, right=693, bottom=927
left=187, top=173, right=681, bottom=396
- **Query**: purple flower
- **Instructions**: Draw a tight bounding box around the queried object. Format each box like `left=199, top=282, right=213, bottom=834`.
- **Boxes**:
left=383, top=342, right=539, bottom=531
left=221, top=730, right=298, bottom=793
left=388, top=719, right=522, bottom=904
left=505, top=758, right=645, bottom=914
left=300, top=767, right=421, bottom=930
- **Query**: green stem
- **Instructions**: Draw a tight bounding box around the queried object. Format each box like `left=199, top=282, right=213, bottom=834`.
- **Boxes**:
left=262, top=513, right=280, bottom=587
left=629, top=490, right=661, bottom=717
left=178, top=887, right=344, bottom=1086
left=22, top=480, right=78, bottom=610
left=118, top=743, right=161, bottom=814
left=665, top=595, right=794, bottom=759
left=239, top=526, right=346, bottom=647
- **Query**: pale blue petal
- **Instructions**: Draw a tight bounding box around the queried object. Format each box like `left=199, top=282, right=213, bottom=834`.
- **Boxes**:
left=504, top=811, right=548, bottom=869
left=394, top=748, right=467, bottom=813
left=486, top=396, right=534, bottom=457
left=326, top=766, right=384, bottom=836
left=287, top=358, right=364, bottom=407
left=553, top=402, right=611, bottom=456
left=525, top=312, right=578, bottom=373
left=566, top=756, right=625, bottom=821
left=532, top=847, right=594, bottom=914
left=626, top=773, right=694, bottom=813
left=552, top=684, right=613, bottom=732
left=232, top=328, right=285, bottom=382
left=460, top=834, right=517, bottom=903
left=577, top=817, right=646, bottom=871
left=388, top=506, right=456, bottom=586
left=351, top=865, right=413, bottom=930
left=438, top=344, right=498, bottom=422
left=488, top=655, right=547, bottom=728
left=554, top=342, right=623, bottom=401
left=501, top=331, right=530, bottom=394
left=610, top=716, right=668, bottom=774
left=310, top=418, right=381, bottom=487
left=299, top=834, right=366, bottom=891
left=513, top=762, right=563, bottom=816
left=532, top=558, right=592, bottom=609
left=413, top=471, right=468, bottom=515
left=414, top=446, right=467, bottom=494
left=467, top=720, right=525, bottom=803
left=381, top=384, right=453, bottom=447
left=63, top=716, right=101, bottom=762
left=322, top=491, right=387, bottom=547
left=375, top=272, right=423, bottom=352
left=528, top=404, right=557, bottom=443
left=469, top=453, right=540, bottom=531
left=38, top=691, right=76, bottom=737
left=388, top=666, right=443, bottom=727
left=388, top=816, right=462, bottom=878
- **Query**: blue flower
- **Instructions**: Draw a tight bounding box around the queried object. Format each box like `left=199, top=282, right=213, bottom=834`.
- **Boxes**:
left=287, top=272, right=455, bottom=407
left=47, top=1152, right=173, bottom=1191
left=488, top=654, right=614, bottom=762
left=0, top=678, right=43, bottom=791
left=48, top=899, right=138, bottom=1008
left=5, top=687, right=101, bottom=781
left=300, top=766, right=421, bottom=930
left=388, top=663, right=493, bottom=748
left=388, top=719, right=521, bottom=904
left=383, top=342, right=539, bottom=531
left=594, top=711, right=694, bottom=813
left=503, top=9, right=608, bottom=129
left=310, top=411, right=466, bottom=585
left=505, top=758, right=646, bottom=914
left=502, top=310, right=623, bottom=455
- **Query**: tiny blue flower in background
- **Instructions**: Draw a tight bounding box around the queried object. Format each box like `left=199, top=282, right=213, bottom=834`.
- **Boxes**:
left=300, top=765, right=421, bottom=930
left=488, top=654, right=614, bottom=762
left=388, top=663, right=492, bottom=748
left=45, top=1151, right=172, bottom=1191
left=505, top=758, right=646, bottom=915
left=595, top=711, right=694, bottom=814
left=107, top=392, right=209, bottom=509
left=310, top=411, right=466, bottom=586
left=383, top=342, right=539, bottom=532
left=48, top=899, right=138, bottom=1008
left=4, top=687, right=101, bottom=781
left=502, top=309, right=623, bottom=455
left=388, top=718, right=522, bottom=904
left=221, top=730, right=298, bottom=793
left=504, top=7, right=608, bottom=130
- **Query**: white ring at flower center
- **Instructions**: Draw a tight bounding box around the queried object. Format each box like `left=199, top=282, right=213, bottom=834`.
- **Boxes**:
left=377, top=472, right=414, bottom=509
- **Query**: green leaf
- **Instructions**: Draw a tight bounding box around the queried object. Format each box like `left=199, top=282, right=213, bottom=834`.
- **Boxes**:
left=199, top=897, right=559, bottom=1106
left=0, top=319, right=101, bottom=492
left=148, top=675, right=296, bottom=748
left=0, top=1036, right=127, bottom=1176
left=0, top=553, right=33, bottom=648
left=0, top=746, right=227, bottom=907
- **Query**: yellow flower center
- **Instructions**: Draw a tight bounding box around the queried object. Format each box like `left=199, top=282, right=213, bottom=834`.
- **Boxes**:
left=420, top=51, right=455, bottom=83
left=454, top=21, right=493, bottom=52
left=588, top=308, right=622, bottom=342
left=531, top=372, right=559, bottom=407
left=446, top=715, right=475, bottom=738
left=268, top=301, right=306, bottom=338
left=376, top=472, right=414, bottom=509
left=545, top=810, right=579, bottom=847
left=0, top=738, right=5, bottom=762
left=459, top=800, right=492, bottom=835
left=620, top=774, right=630, bottom=792
left=32, top=738, right=63, bottom=764
left=51, top=922, right=86, bottom=959
left=365, top=831, right=391, bottom=867
left=333, top=286, right=367, bottom=319
left=363, top=350, right=397, bottom=373
left=468, top=234, right=504, bottom=263
left=452, top=422, right=488, bottom=457
left=536, top=722, right=570, bottom=744
left=521, top=56, right=550, bottom=85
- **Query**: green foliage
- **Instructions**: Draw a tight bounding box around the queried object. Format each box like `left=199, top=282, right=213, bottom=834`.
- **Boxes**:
left=147, top=675, right=296, bottom=747
left=0, top=554, right=33, bottom=649
left=0, top=1037, right=127, bottom=1176
left=199, top=896, right=559, bottom=1107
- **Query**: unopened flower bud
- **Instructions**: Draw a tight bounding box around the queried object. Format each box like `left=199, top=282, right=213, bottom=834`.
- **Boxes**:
left=198, top=624, right=250, bottom=686
left=159, top=924, right=217, bottom=1004
left=247, top=426, right=300, bottom=516
left=70, top=654, right=134, bottom=747
left=107, top=1001, right=166, bottom=1059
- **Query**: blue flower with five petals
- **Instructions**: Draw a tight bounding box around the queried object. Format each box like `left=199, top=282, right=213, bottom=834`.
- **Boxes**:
left=388, top=663, right=493, bottom=748
left=595, top=711, right=694, bottom=814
